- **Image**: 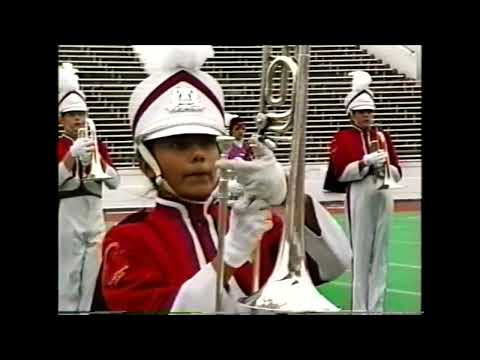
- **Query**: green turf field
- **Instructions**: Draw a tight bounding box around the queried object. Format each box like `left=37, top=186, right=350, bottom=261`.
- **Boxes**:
left=317, top=211, right=421, bottom=314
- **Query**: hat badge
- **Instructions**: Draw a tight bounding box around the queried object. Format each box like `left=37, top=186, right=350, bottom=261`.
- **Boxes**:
left=166, top=85, right=205, bottom=113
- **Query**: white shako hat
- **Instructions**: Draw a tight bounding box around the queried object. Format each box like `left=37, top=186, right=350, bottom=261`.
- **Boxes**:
left=129, top=45, right=227, bottom=193
left=344, top=70, right=376, bottom=113
left=58, top=63, right=88, bottom=114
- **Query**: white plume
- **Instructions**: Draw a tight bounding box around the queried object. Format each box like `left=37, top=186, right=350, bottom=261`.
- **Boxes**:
left=349, top=70, right=372, bottom=92
left=133, top=45, right=214, bottom=74
left=59, top=63, right=81, bottom=95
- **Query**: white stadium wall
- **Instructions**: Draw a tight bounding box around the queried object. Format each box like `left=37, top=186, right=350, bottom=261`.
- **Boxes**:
left=102, top=162, right=422, bottom=211
left=359, top=45, right=421, bottom=80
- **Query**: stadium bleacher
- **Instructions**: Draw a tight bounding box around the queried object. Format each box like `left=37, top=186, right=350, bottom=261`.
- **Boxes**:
left=58, top=45, right=422, bottom=168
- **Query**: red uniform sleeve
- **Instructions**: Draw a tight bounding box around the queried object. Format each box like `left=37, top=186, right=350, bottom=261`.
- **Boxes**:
left=330, top=132, right=362, bottom=179
left=57, top=139, right=77, bottom=178
left=101, top=225, right=180, bottom=313
left=57, top=140, right=70, bottom=163
left=383, top=132, right=402, bottom=178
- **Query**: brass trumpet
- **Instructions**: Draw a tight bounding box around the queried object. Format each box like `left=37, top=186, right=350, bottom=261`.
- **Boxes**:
left=78, top=118, right=112, bottom=182
left=370, top=129, right=403, bottom=190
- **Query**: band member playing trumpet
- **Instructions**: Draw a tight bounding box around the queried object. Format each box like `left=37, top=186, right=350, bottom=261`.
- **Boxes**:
left=58, top=63, right=120, bottom=312
left=324, top=71, right=402, bottom=313
left=98, top=46, right=351, bottom=313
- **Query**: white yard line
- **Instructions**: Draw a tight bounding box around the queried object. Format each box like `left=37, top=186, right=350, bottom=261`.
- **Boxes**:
left=329, top=281, right=421, bottom=296
left=391, top=240, right=420, bottom=245
left=342, top=261, right=420, bottom=273
left=390, top=262, right=421, bottom=270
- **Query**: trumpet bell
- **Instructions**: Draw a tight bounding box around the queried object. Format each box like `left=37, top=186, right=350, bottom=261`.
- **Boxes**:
left=378, top=180, right=404, bottom=190
left=83, top=172, right=112, bottom=182
left=83, top=159, right=112, bottom=182
left=377, top=173, right=404, bottom=190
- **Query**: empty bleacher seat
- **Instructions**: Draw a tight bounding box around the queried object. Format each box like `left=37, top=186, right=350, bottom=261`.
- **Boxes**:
left=58, top=45, right=422, bottom=168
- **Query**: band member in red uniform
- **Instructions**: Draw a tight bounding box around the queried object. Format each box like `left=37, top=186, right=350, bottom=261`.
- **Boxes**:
left=324, top=71, right=402, bottom=313
left=223, top=113, right=254, bottom=200
left=58, top=63, right=120, bottom=312
left=225, top=113, right=254, bottom=161
left=100, top=46, right=351, bottom=313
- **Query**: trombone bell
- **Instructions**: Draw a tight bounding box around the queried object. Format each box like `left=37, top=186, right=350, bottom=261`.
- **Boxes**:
left=238, top=235, right=339, bottom=313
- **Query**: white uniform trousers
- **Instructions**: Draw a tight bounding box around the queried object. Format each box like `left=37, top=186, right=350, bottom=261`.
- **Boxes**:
left=58, top=195, right=106, bottom=312
left=346, top=175, right=393, bottom=313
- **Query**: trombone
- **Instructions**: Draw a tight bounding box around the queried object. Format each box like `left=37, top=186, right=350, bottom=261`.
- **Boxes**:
left=215, top=135, right=235, bottom=312
left=237, top=45, right=339, bottom=313
left=77, top=118, right=112, bottom=182
left=251, top=45, right=297, bottom=293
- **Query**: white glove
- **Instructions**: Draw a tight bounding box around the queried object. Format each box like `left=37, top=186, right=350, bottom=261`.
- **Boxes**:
left=79, top=152, right=92, bottom=166
left=216, top=136, right=287, bottom=206
left=362, top=150, right=387, bottom=168
left=228, top=177, right=243, bottom=199
left=224, top=198, right=273, bottom=268
left=70, top=138, right=94, bottom=159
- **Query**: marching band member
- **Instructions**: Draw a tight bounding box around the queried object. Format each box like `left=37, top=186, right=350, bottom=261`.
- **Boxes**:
left=324, top=71, right=402, bottom=313
left=225, top=113, right=254, bottom=161
left=58, top=63, right=120, bottom=312
left=223, top=113, right=253, bottom=201
left=99, top=46, right=351, bottom=313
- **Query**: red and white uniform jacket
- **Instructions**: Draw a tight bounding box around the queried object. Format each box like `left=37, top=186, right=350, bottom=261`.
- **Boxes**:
left=58, top=134, right=120, bottom=312
left=324, top=126, right=402, bottom=193
left=100, top=196, right=351, bottom=313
